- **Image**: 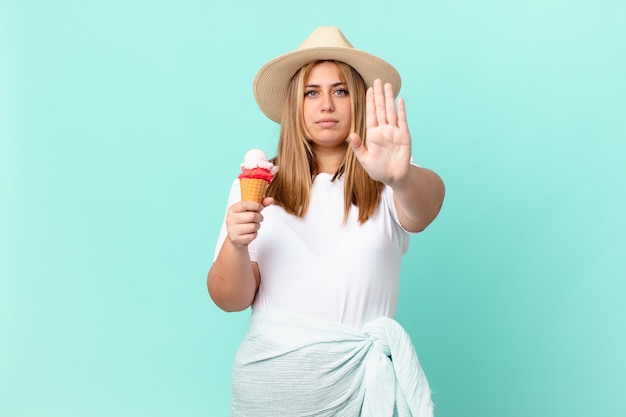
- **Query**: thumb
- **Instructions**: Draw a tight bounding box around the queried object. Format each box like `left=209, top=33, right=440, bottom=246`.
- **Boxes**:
left=261, top=196, right=275, bottom=208
left=349, top=133, right=367, bottom=160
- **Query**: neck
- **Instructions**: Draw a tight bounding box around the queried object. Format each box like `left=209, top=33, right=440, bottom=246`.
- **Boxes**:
left=312, top=144, right=346, bottom=174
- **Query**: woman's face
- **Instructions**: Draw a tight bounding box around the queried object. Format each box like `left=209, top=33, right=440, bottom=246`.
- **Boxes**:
left=302, top=61, right=352, bottom=150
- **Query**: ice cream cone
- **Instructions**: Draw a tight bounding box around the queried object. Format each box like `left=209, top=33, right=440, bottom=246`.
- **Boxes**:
left=238, top=149, right=277, bottom=202
left=240, top=178, right=268, bottom=203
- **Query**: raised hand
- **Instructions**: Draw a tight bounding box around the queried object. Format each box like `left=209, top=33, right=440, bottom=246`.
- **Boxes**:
left=348, top=79, right=412, bottom=188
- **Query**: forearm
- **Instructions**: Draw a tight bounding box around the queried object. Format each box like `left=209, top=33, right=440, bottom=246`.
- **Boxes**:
left=392, top=165, right=445, bottom=233
left=207, top=239, right=259, bottom=312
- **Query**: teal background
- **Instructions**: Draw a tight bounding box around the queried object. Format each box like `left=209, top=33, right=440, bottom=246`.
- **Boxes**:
left=1, top=0, right=625, bottom=416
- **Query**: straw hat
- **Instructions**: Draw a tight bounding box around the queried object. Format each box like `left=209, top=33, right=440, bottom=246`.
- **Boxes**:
left=253, top=26, right=401, bottom=123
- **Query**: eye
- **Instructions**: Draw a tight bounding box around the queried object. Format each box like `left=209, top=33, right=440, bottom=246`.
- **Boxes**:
left=334, top=88, right=349, bottom=96
left=305, top=90, right=318, bottom=97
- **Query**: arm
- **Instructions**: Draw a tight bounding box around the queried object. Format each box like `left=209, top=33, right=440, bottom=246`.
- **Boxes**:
left=388, top=164, right=444, bottom=232
left=349, top=79, right=445, bottom=232
left=207, top=198, right=273, bottom=312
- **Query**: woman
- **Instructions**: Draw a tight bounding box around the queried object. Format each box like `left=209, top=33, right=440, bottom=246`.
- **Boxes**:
left=208, top=26, right=444, bottom=416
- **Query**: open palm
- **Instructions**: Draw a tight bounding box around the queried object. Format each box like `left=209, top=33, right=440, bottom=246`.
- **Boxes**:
left=349, top=79, right=412, bottom=187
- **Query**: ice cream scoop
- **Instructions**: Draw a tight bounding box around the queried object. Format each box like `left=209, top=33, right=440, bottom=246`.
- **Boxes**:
left=238, top=149, right=278, bottom=202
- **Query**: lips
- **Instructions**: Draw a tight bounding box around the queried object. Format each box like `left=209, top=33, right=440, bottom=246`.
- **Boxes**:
left=316, top=118, right=339, bottom=128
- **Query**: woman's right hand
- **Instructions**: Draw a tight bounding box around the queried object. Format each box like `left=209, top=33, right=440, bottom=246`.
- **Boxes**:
left=208, top=195, right=274, bottom=312
left=226, top=197, right=274, bottom=247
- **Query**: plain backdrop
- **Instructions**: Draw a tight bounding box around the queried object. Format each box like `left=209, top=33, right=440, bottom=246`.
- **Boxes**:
left=1, top=0, right=625, bottom=416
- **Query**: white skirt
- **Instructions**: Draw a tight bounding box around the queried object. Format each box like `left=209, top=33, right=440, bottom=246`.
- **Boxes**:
left=231, top=309, right=433, bottom=417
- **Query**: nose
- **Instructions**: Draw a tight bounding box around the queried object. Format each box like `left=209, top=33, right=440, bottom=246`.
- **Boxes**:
left=321, top=93, right=335, bottom=112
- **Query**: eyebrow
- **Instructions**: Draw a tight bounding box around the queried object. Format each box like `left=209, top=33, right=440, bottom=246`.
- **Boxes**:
left=304, top=82, right=347, bottom=88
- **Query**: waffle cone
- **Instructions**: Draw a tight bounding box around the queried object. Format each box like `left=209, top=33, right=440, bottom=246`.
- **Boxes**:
left=240, top=178, right=268, bottom=203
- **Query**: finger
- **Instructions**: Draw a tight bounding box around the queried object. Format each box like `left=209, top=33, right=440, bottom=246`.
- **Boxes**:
left=373, top=79, right=387, bottom=125
left=384, top=83, right=397, bottom=127
left=365, top=86, right=376, bottom=129
left=227, top=209, right=263, bottom=227
left=232, top=221, right=260, bottom=235
left=239, top=200, right=264, bottom=213
left=226, top=217, right=258, bottom=242
left=227, top=211, right=264, bottom=243
left=397, top=97, right=408, bottom=132
left=229, top=228, right=258, bottom=247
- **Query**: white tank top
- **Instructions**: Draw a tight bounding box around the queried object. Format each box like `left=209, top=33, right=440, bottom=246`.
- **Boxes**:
left=214, top=173, right=411, bottom=329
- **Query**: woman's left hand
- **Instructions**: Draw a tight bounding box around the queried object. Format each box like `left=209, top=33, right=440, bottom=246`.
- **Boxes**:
left=348, top=79, right=412, bottom=188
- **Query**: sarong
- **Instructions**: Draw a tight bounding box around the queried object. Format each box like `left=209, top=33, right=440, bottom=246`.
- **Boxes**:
left=232, top=310, right=433, bottom=417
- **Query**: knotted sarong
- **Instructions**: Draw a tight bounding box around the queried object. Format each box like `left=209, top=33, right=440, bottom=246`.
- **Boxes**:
left=231, top=310, right=433, bottom=417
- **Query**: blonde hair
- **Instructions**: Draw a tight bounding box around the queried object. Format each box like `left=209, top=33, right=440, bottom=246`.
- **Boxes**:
left=266, top=60, right=383, bottom=224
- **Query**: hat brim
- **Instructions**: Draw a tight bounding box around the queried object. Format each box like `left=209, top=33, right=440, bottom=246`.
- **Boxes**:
left=253, top=46, right=401, bottom=123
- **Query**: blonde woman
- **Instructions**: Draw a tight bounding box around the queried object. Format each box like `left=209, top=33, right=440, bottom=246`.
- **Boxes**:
left=208, top=27, right=444, bottom=416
